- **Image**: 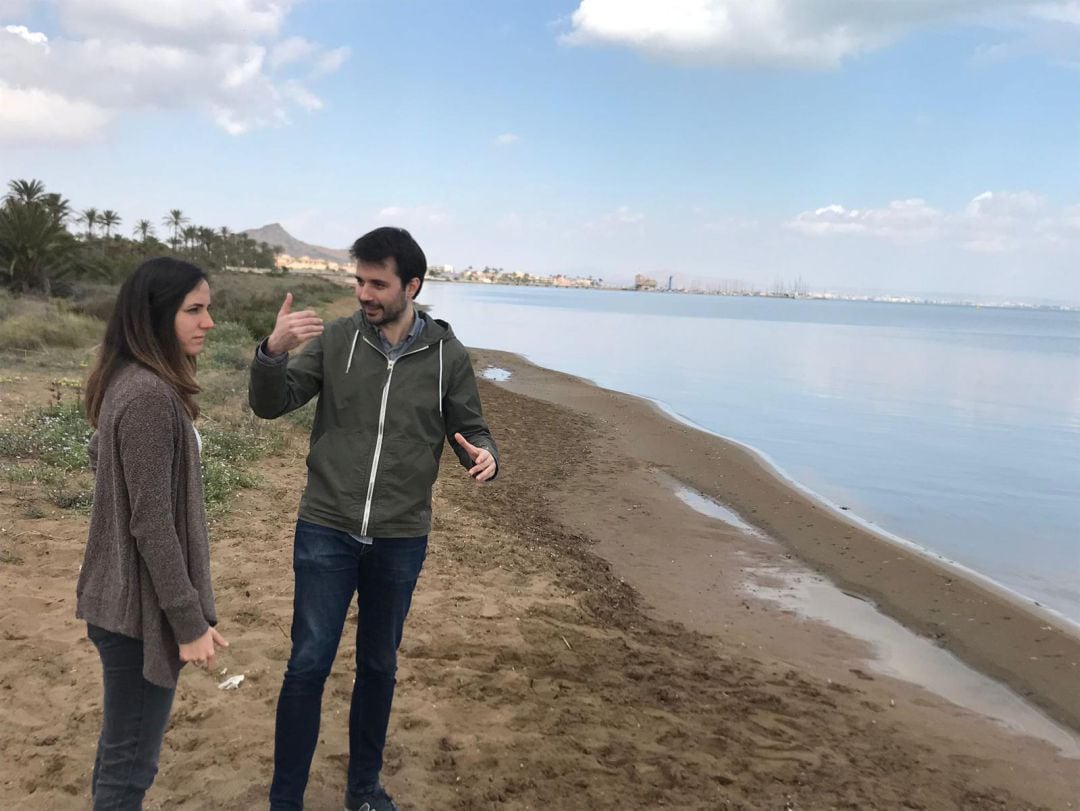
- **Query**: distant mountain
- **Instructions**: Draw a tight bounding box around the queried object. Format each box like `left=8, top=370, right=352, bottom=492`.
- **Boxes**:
left=241, top=223, right=351, bottom=266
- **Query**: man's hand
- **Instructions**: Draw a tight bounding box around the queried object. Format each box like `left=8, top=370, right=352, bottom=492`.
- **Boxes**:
left=266, top=293, right=324, bottom=356
left=455, top=432, right=496, bottom=482
left=179, top=627, right=229, bottom=671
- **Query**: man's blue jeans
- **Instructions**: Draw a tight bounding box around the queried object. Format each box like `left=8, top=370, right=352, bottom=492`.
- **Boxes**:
left=269, top=519, right=427, bottom=810
left=87, top=624, right=176, bottom=810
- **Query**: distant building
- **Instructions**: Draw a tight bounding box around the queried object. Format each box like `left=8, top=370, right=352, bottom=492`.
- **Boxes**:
left=276, top=253, right=350, bottom=274
left=634, top=274, right=658, bottom=291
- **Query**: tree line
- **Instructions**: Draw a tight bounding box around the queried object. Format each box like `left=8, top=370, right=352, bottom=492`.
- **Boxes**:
left=0, top=178, right=280, bottom=294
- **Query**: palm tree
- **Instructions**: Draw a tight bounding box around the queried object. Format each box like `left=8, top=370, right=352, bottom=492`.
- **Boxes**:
left=163, top=209, right=189, bottom=251
left=5, top=179, right=46, bottom=205
left=0, top=198, right=87, bottom=293
left=133, top=219, right=154, bottom=243
left=218, top=226, right=231, bottom=267
left=197, top=226, right=216, bottom=258
left=42, top=193, right=71, bottom=226
left=100, top=210, right=121, bottom=239
left=179, top=225, right=196, bottom=254
left=79, top=207, right=99, bottom=239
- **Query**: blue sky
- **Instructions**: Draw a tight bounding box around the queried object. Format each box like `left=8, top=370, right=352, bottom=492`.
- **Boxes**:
left=1, top=1, right=1078, bottom=302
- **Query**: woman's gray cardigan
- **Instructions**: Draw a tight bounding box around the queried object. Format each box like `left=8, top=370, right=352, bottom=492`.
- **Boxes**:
left=76, top=363, right=217, bottom=689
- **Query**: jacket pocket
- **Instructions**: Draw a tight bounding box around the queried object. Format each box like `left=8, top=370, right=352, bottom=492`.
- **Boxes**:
left=369, top=438, right=438, bottom=528
left=304, top=429, right=371, bottom=520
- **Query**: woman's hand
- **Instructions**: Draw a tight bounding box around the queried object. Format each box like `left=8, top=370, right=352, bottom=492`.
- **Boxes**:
left=179, top=627, right=229, bottom=670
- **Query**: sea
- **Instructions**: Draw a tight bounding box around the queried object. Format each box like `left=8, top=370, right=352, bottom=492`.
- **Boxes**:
left=422, top=282, right=1080, bottom=627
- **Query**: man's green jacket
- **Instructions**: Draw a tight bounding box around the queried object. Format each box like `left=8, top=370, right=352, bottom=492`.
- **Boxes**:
left=249, top=309, right=499, bottom=538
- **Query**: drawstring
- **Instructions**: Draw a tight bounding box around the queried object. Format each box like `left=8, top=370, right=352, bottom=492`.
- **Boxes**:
left=345, top=329, right=442, bottom=410
left=345, top=329, right=359, bottom=374
left=437, top=339, right=444, bottom=415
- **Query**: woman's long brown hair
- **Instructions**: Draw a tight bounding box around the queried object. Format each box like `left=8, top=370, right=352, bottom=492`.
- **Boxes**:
left=85, top=257, right=208, bottom=427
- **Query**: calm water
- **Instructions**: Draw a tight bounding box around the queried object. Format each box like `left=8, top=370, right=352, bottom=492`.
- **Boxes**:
left=422, top=283, right=1080, bottom=624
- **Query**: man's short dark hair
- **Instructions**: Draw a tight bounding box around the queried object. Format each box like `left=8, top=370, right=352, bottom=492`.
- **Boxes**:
left=350, top=227, right=427, bottom=297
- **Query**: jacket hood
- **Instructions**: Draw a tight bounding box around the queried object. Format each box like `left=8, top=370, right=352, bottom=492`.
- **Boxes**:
left=347, top=306, right=454, bottom=348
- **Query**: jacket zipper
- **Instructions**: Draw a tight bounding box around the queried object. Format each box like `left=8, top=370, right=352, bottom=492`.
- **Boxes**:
left=359, top=336, right=430, bottom=535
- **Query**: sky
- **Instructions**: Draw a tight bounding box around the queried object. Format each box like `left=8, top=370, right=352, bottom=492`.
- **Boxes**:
left=1, top=0, right=1079, bottom=302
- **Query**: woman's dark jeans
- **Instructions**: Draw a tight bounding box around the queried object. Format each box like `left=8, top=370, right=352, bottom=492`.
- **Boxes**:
left=269, top=520, right=428, bottom=811
left=87, top=624, right=176, bottom=810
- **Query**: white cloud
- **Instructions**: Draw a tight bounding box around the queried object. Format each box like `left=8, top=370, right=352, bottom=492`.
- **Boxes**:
left=964, top=189, right=1044, bottom=218
left=312, top=46, right=350, bottom=76
left=611, top=205, right=644, bottom=224
left=1030, top=2, right=1080, bottom=25
left=1060, top=204, right=1080, bottom=229
left=788, top=203, right=865, bottom=236
left=58, top=0, right=288, bottom=45
left=0, top=0, right=348, bottom=144
left=494, top=132, right=520, bottom=146
left=563, top=0, right=1074, bottom=69
left=4, top=24, right=48, bottom=47
left=959, top=190, right=1047, bottom=252
left=281, top=80, right=322, bottom=111
left=0, top=82, right=112, bottom=144
left=788, top=191, right=1080, bottom=254
left=0, top=1, right=32, bottom=17
left=269, top=35, right=316, bottom=69
left=377, top=205, right=451, bottom=227
left=270, top=37, right=349, bottom=76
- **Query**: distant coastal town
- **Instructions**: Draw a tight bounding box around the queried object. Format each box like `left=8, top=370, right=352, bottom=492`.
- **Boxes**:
left=273, top=252, right=1076, bottom=312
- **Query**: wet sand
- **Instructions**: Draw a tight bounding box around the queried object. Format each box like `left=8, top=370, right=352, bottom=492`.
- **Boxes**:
left=474, top=348, right=1080, bottom=736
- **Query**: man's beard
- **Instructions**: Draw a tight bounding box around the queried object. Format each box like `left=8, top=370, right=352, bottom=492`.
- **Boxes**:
left=364, top=292, right=408, bottom=327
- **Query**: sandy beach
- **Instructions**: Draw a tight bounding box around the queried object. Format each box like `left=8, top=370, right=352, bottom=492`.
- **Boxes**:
left=1, top=343, right=1078, bottom=809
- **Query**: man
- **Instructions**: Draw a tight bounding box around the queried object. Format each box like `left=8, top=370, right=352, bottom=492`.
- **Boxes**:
left=249, top=226, right=499, bottom=811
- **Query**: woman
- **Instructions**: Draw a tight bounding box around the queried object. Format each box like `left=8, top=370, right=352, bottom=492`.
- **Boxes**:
left=78, top=257, right=227, bottom=809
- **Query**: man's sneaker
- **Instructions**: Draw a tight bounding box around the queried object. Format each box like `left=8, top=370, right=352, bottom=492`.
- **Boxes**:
left=344, top=782, right=399, bottom=811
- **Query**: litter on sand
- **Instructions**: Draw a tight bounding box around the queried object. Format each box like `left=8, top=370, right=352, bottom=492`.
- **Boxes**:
left=217, top=674, right=245, bottom=690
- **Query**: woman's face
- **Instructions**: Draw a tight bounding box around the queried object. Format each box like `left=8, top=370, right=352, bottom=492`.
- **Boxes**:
left=174, top=279, right=214, bottom=356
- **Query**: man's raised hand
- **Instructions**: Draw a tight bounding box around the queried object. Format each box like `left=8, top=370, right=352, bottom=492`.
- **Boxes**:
left=454, top=432, right=497, bottom=482
left=266, top=292, right=324, bottom=356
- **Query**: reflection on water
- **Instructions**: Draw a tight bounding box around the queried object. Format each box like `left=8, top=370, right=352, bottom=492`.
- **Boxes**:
left=426, top=283, right=1080, bottom=622
left=671, top=478, right=1080, bottom=759
left=745, top=565, right=1080, bottom=759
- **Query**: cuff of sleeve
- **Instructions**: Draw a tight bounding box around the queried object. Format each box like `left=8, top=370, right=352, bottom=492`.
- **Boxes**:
left=164, top=601, right=210, bottom=645
left=255, top=338, right=288, bottom=365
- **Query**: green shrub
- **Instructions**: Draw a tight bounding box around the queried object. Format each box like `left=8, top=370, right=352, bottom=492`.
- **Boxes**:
left=208, top=272, right=345, bottom=341
left=201, top=456, right=260, bottom=513
left=0, top=301, right=102, bottom=350
left=203, top=321, right=255, bottom=370
left=47, top=483, right=93, bottom=511
left=0, top=289, right=15, bottom=319
left=67, top=282, right=119, bottom=321
left=284, top=399, right=317, bottom=431
left=0, top=399, right=91, bottom=470
left=197, top=417, right=283, bottom=512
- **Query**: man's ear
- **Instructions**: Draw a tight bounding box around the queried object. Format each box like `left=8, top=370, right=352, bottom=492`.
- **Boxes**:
left=406, top=277, right=422, bottom=300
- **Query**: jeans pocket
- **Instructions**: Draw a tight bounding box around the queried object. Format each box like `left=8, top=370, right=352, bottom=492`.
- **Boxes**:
left=372, top=537, right=428, bottom=584
left=293, top=520, right=358, bottom=572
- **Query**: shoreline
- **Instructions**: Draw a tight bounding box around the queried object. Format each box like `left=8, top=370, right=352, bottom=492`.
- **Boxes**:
left=645, top=395, right=1080, bottom=638
left=474, top=348, right=1080, bottom=735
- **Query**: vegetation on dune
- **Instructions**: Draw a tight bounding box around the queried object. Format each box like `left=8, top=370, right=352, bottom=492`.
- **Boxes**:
left=0, top=178, right=282, bottom=296
left=0, top=269, right=347, bottom=520
left=0, top=178, right=351, bottom=520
